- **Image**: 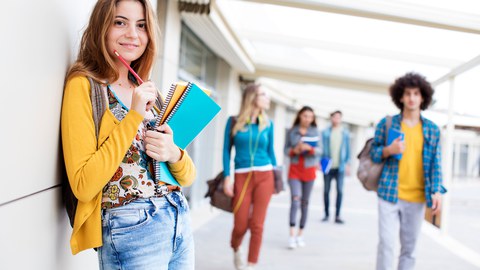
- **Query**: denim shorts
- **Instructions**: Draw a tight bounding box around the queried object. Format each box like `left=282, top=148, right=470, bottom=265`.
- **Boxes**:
left=98, top=192, right=194, bottom=270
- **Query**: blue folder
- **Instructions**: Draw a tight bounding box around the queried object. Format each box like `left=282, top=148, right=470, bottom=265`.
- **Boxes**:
left=387, top=128, right=404, bottom=160
left=155, top=83, right=221, bottom=186
left=320, top=157, right=332, bottom=174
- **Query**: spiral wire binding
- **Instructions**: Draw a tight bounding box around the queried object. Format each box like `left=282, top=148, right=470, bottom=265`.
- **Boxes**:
left=152, top=83, right=176, bottom=193
left=153, top=82, right=194, bottom=190
left=153, top=83, right=176, bottom=128
left=163, top=82, right=193, bottom=124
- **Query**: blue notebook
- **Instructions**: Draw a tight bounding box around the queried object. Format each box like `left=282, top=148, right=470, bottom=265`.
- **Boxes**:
left=387, top=128, right=404, bottom=160
left=155, top=82, right=221, bottom=186
left=302, top=136, right=319, bottom=147
left=320, top=157, right=332, bottom=174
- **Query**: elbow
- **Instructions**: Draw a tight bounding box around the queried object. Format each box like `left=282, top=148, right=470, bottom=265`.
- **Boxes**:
left=70, top=177, right=97, bottom=203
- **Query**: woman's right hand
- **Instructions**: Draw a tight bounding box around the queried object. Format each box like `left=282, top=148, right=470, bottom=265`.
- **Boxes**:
left=223, top=176, right=234, bottom=198
left=131, top=81, right=157, bottom=117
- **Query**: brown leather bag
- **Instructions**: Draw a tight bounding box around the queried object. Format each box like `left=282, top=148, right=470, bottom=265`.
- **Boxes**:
left=273, top=166, right=284, bottom=194
left=204, top=116, right=236, bottom=212
left=205, top=172, right=233, bottom=212
left=356, top=116, right=391, bottom=191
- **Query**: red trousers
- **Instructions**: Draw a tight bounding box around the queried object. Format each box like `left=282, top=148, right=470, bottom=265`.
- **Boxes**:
left=231, top=170, right=274, bottom=263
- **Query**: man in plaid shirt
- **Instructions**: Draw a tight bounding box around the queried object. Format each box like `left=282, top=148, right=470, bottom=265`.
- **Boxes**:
left=371, top=72, right=446, bottom=270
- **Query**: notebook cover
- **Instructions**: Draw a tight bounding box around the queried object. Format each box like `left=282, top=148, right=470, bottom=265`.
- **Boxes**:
left=387, top=128, right=404, bottom=160
left=157, top=83, right=221, bottom=186
left=301, top=136, right=319, bottom=147
left=159, top=83, right=188, bottom=124
left=166, top=83, right=221, bottom=149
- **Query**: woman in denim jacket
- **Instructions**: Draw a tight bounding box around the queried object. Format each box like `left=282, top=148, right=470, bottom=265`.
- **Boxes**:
left=284, top=106, right=321, bottom=249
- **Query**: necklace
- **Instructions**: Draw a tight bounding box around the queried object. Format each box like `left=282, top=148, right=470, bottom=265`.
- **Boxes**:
left=249, top=123, right=262, bottom=167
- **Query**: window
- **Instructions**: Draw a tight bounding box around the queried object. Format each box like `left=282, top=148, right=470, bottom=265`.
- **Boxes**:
left=179, top=24, right=218, bottom=89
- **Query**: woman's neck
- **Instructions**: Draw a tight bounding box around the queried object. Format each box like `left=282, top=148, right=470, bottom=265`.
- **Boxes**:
left=250, top=109, right=260, bottom=123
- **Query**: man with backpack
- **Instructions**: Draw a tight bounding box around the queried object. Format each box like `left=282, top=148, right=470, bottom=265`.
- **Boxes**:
left=371, top=72, right=446, bottom=270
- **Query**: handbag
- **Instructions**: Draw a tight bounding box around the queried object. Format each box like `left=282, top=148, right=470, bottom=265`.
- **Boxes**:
left=204, top=116, right=236, bottom=212
left=273, top=166, right=284, bottom=194
left=205, top=171, right=233, bottom=212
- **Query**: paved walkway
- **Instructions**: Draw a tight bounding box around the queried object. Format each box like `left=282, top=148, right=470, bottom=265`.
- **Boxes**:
left=191, top=176, right=480, bottom=270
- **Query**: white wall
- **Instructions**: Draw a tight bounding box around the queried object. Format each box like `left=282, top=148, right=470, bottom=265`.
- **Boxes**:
left=0, top=0, right=99, bottom=269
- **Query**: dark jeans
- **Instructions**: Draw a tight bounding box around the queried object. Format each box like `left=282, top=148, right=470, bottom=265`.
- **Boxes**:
left=323, top=168, right=344, bottom=218
left=289, top=179, right=315, bottom=229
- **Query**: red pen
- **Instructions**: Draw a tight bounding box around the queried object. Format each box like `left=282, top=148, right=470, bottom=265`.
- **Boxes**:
left=113, top=50, right=144, bottom=84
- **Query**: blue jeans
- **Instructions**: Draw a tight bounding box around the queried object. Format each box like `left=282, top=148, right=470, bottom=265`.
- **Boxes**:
left=323, top=168, right=344, bottom=217
left=289, top=179, right=315, bottom=229
left=98, top=192, right=194, bottom=270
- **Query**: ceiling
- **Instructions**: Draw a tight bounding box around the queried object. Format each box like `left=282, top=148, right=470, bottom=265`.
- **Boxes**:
left=184, top=0, right=480, bottom=126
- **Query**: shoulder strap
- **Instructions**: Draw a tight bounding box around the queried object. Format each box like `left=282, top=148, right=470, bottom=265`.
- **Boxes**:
left=88, top=77, right=107, bottom=140
left=385, top=115, right=392, bottom=145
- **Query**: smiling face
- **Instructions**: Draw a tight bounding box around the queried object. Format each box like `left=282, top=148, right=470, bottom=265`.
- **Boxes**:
left=107, top=0, right=148, bottom=65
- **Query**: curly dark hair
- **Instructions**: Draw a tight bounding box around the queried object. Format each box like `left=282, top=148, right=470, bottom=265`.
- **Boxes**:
left=389, top=72, right=434, bottom=111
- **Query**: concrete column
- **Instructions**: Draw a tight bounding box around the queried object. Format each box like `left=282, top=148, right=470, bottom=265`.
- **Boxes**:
left=273, top=103, right=287, bottom=166
left=350, top=125, right=367, bottom=178
left=154, top=0, right=182, bottom=93
left=441, top=77, right=455, bottom=235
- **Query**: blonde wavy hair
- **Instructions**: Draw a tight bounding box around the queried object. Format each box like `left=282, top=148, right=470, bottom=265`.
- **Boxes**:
left=232, top=84, right=270, bottom=135
left=65, top=0, right=159, bottom=84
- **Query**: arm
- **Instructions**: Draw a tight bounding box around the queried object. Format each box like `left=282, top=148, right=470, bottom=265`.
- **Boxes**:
left=168, top=149, right=196, bottom=187
left=321, top=130, right=328, bottom=158
left=222, top=117, right=233, bottom=177
left=345, top=129, right=351, bottom=163
left=268, top=121, right=277, bottom=166
left=431, top=127, right=444, bottom=194
left=370, top=118, right=387, bottom=163
left=62, top=77, right=144, bottom=202
left=284, top=129, right=293, bottom=156
left=306, top=129, right=322, bottom=157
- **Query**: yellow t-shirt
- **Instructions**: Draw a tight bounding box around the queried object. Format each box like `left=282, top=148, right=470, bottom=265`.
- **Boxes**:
left=398, top=122, right=425, bottom=203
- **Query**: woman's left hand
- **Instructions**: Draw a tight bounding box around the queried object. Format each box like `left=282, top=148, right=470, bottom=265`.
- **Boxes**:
left=144, top=124, right=181, bottom=163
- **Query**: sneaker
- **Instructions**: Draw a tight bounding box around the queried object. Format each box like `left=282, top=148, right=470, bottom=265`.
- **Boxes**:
left=321, top=216, right=329, bottom=222
left=288, top=236, right=297, bottom=249
left=335, top=217, right=345, bottom=224
left=296, top=236, right=306, bottom=247
left=233, top=249, right=245, bottom=270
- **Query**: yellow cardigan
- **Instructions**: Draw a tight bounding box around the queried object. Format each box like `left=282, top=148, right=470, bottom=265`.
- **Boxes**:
left=61, top=76, right=196, bottom=254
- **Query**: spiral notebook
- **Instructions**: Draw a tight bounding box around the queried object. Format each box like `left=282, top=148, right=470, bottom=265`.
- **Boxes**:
left=153, top=82, right=221, bottom=186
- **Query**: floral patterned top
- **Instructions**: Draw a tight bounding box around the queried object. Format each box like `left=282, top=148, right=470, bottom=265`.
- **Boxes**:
left=101, top=86, right=158, bottom=209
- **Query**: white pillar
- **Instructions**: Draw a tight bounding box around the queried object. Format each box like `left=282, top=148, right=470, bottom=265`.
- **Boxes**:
left=273, top=103, right=287, bottom=166
left=441, top=77, right=455, bottom=235
left=153, top=0, right=182, bottom=93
